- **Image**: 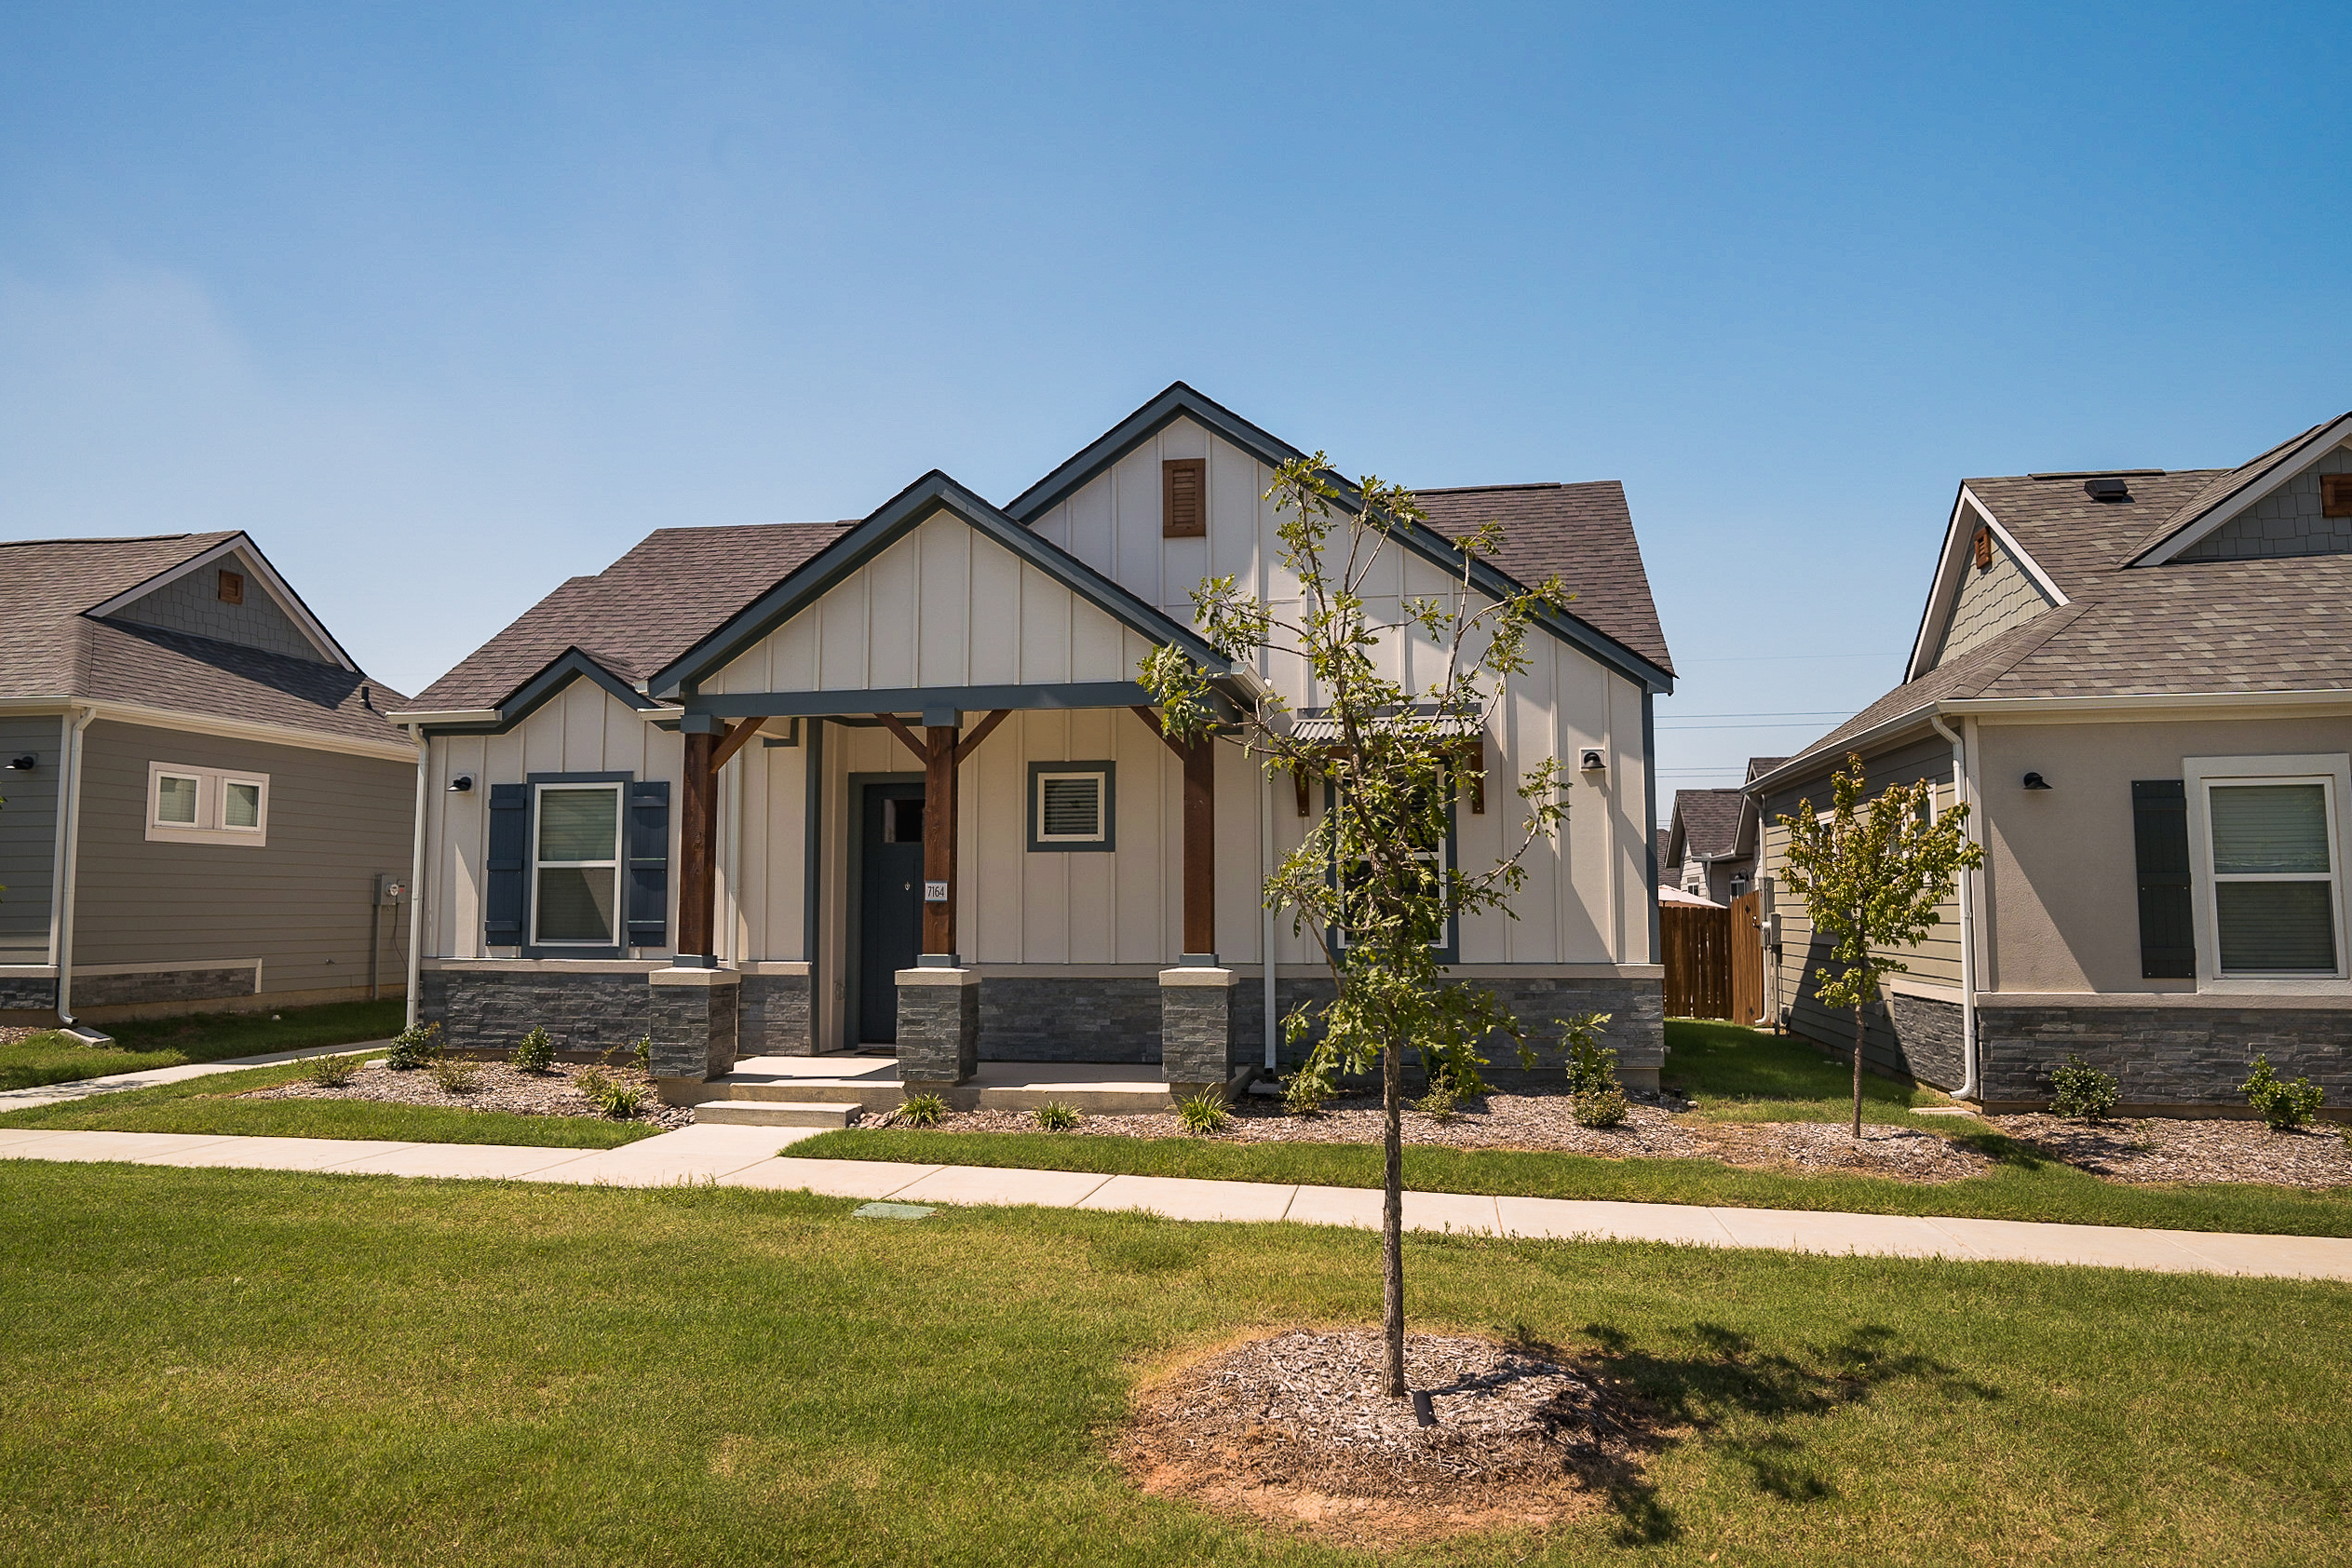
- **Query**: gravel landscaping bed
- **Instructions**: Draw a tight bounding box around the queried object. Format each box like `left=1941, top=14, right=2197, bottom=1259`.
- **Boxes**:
left=1993, top=1113, right=2352, bottom=1190
left=0, top=1026, right=48, bottom=1048
left=1121, top=1328, right=1650, bottom=1547
left=241, top=1061, right=693, bottom=1130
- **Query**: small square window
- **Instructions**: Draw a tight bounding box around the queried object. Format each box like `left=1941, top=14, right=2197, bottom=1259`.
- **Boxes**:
left=223, top=779, right=264, bottom=830
left=1028, top=762, right=1115, bottom=851
left=156, top=774, right=200, bottom=824
left=884, top=797, right=925, bottom=844
left=218, top=569, right=245, bottom=604
left=147, top=762, right=268, bottom=845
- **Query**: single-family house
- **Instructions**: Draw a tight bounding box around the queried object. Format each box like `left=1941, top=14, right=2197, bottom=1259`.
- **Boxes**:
left=0, top=533, right=418, bottom=1026
left=1748, top=412, right=2352, bottom=1113
left=1666, top=758, right=1785, bottom=904
left=390, top=385, right=1676, bottom=1100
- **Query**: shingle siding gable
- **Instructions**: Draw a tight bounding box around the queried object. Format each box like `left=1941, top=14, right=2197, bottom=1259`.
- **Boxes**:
left=2177, top=446, right=2352, bottom=563
left=1933, top=529, right=2053, bottom=668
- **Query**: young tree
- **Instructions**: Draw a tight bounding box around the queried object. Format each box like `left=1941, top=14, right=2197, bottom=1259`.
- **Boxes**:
left=1142, top=453, right=1573, bottom=1399
left=1776, top=751, right=1982, bottom=1138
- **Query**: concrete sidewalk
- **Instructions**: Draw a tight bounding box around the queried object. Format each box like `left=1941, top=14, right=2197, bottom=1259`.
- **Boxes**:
left=0, top=1039, right=396, bottom=1113
left=4, top=1122, right=2349, bottom=1282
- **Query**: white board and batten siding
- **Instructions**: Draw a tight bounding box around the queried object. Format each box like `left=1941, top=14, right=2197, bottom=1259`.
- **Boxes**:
left=699, top=512, right=1160, bottom=697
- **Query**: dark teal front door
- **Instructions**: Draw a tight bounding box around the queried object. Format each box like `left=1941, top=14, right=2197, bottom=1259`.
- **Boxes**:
left=857, top=783, right=926, bottom=1043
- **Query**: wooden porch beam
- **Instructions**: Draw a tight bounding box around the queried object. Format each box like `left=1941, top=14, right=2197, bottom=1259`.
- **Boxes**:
left=1129, top=704, right=1189, bottom=759
left=873, top=712, right=928, bottom=764
left=678, top=725, right=719, bottom=960
left=708, top=716, right=767, bottom=776
left=953, top=709, right=1012, bottom=764
left=1129, top=705, right=1215, bottom=955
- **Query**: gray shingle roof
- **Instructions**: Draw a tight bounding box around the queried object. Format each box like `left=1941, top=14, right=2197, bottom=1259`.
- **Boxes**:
left=0, top=533, right=407, bottom=746
left=1416, top=481, right=1674, bottom=675
left=1772, top=428, right=2352, bottom=778
left=1669, top=788, right=1745, bottom=859
left=408, top=521, right=854, bottom=710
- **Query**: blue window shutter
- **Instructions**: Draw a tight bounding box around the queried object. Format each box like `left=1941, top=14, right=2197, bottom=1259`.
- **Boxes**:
left=627, top=779, right=670, bottom=949
left=485, top=784, right=530, bottom=944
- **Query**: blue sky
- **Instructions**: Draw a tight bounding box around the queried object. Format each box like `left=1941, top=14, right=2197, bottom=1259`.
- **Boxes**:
left=4, top=4, right=2346, bottom=820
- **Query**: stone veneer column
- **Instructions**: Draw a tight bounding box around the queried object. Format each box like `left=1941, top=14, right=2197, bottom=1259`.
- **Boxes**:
left=1160, top=957, right=1237, bottom=1100
left=648, top=966, right=740, bottom=1102
left=895, top=962, right=980, bottom=1090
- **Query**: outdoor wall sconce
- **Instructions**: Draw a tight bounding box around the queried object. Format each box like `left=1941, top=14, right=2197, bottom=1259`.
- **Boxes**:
left=6, top=755, right=34, bottom=771
left=448, top=774, right=475, bottom=792
left=1580, top=750, right=1606, bottom=771
left=2022, top=772, right=2053, bottom=791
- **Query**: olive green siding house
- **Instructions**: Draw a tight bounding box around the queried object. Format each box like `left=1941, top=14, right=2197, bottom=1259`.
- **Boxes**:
left=0, top=533, right=418, bottom=1026
left=1748, top=412, right=2352, bottom=1114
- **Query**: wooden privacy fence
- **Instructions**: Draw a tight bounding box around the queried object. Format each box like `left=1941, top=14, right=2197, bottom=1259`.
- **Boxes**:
left=1662, top=901, right=1732, bottom=1020
left=1730, top=889, right=1766, bottom=1025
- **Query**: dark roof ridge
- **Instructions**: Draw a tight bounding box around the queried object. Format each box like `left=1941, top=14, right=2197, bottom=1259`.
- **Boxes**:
left=1413, top=480, right=1572, bottom=494
left=2, top=531, right=210, bottom=547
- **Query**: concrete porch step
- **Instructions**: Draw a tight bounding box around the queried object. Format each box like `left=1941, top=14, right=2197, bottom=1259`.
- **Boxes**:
left=695, top=1101, right=856, bottom=1129
left=970, top=1082, right=1173, bottom=1115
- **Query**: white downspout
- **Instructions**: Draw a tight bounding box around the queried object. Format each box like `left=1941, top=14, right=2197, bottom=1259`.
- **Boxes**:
left=1262, top=743, right=1278, bottom=1073
left=52, top=707, right=96, bottom=1025
left=402, top=725, right=429, bottom=1031
left=1928, top=710, right=1979, bottom=1101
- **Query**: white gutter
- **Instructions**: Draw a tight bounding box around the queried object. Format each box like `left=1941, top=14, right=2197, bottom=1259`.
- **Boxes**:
left=52, top=708, right=97, bottom=1024
left=1927, top=713, right=1980, bottom=1101
left=1262, top=737, right=1278, bottom=1073
left=402, top=725, right=429, bottom=1031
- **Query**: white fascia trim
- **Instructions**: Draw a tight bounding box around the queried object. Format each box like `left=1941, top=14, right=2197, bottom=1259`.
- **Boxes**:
left=1946, top=690, right=2352, bottom=723
left=0, top=696, right=416, bottom=763
left=382, top=708, right=503, bottom=725
left=1904, top=487, right=2069, bottom=684
left=2134, top=414, right=2352, bottom=567
left=83, top=534, right=358, bottom=670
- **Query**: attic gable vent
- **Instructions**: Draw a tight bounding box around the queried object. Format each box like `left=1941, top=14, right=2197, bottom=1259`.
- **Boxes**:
left=217, top=569, right=245, bottom=604
left=1972, top=527, right=1993, bottom=571
left=2323, top=473, right=2352, bottom=519
left=2083, top=477, right=2132, bottom=502
left=1162, top=458, right=1206, bottom=538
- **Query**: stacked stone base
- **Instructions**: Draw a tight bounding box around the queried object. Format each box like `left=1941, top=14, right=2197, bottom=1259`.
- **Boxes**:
left=1979, top=1001, right=2352, bottom=1115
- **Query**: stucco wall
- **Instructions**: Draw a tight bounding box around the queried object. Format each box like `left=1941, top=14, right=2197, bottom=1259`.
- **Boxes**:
left=1974, top=713, right=2352, bottom=995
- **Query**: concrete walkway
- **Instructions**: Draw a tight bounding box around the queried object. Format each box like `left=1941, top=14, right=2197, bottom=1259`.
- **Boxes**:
left=5, top=1122, right=2349, bottom=1282
left=0, top=1039, right=395, bottom=1113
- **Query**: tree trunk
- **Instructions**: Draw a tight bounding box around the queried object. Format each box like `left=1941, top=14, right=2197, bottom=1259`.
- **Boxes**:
left=1382, top=1033, right=1405, bottom=1398
left=1851, top=1000, right=1866, bottom=1141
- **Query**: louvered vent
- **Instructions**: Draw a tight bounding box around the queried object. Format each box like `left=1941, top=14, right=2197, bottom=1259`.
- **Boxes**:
left=1162, top=458, right=1206, bottom=538
left=1037, top=773, right=1104, bottom=841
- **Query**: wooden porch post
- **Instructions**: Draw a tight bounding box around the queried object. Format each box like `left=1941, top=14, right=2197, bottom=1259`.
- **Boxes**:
left=922, top=723, right=959, bottom=958
left=1183, top=735, right=1215, bottom=958
left=678, top=723, right=719, bottom=961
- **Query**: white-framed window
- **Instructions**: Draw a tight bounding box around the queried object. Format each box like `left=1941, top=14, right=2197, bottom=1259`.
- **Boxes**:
left=532, top=781, right=624, bottom=946
left=1028, top=762, right=1115, bottom=851
left=145, top=762, right=269, bottom=846
left=2184, top=753, right=2350, bottom=984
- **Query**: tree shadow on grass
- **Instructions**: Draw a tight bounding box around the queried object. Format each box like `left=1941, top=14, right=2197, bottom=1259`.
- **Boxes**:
left=1509, top=1318, right=2002, bottom=1546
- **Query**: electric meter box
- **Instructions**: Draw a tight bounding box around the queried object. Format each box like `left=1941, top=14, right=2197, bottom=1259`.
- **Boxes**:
left=376, top=873, right=410, bottom=905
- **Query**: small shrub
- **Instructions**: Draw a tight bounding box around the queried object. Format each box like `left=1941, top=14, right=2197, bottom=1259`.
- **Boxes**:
left=2048, top=1055, right=2121, bottom=1121
left=595, top=1081, right=644, bottom=1119
left=629, top=1036, right=651, bottom=1072
left=510, top=1027, right=556, bottom=1074
left=1032, top=1101, right=1079, bottom=1131
left=1282, top=1066, right=1333, bottom=1115
left=574, top=1067, right=612, bottom=1102
left=428, top=1057, right=482, bottom=1096
left=1572, top=1084, right=1629, bottom=1128
left=899, top=1092, right=946, bottom=1128
left=304, top=1053, right=361, bottom=1088
left=384, top=1021, right=443, bottom=1071
left=1413, top=1081, right=1458, bottom=1122
left=1177, top=1089, right=1230, bottom=1135
left=2240, top=1055, right=2327, bottom=1130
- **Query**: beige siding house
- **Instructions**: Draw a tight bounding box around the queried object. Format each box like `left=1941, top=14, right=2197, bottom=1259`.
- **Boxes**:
left=1750, top=413, right=2352, bottom=1113
left=0, top=534, right=418, bottom=1025
left=394, top=385, right=1677, bottom=1100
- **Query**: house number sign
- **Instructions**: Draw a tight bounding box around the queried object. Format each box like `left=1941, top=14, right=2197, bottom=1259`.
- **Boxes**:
left=924, top=881, right=949, bottom=902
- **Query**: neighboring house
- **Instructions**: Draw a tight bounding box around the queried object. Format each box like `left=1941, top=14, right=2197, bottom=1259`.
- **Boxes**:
left=391, top=384, right=1676, bottom=1097
left=1665, top=757, right=1785, bottom=904
left=0, top=534, right=417, bottom=1025
left=1748, top=412, right=2352, bottom=1113
left=1654, top=828, right=1675, bottom=886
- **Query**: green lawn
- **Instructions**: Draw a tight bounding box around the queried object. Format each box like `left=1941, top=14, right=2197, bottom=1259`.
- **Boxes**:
left=1661, top=1020, right=1957, bottom=1126
left=795, top=1127, right=2352, bottom=1237
left=0, top=998, right=406, bottom=1091
left=0, top=1059, right=661, bottom=1150
left=1, top=1161, right=2345, bottom=1566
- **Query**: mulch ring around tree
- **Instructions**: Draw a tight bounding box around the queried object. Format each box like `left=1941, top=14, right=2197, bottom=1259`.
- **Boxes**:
left=239, top=1060, right=694, bottom=1129
left=1118, top=1328, right=1663, bottom=1548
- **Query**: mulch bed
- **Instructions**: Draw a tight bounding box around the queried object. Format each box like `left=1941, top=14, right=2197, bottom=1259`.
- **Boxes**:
left=0, top=1026, right=51, bottom=1048
left=1121, top=1328, right=1656, bottom=1548
left=240, top=1061, right=693, bottom=1130
left=1992, top=1112, right=2352, bottom=1190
